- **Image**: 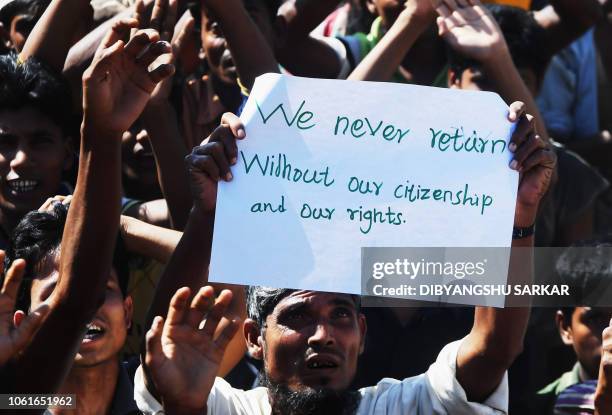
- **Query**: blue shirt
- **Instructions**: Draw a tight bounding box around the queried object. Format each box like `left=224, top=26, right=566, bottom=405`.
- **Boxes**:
left=537, top=29, right=599, bottom=141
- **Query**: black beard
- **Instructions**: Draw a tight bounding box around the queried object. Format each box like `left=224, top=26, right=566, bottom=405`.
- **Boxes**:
left=259, top=370, right=362, bottom=415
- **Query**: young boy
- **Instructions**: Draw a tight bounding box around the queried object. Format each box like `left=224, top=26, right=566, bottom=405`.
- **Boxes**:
left=534, top=238, right=612, bottom=413
left=11, top=202, right=139, bottom=414
left=180, top=0, right=280, bottom=147
left=0, top=53, right=75, bottom=249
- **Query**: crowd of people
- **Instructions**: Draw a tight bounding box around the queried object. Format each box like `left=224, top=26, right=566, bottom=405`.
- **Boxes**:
left=0, top=0, right=611, bottom=413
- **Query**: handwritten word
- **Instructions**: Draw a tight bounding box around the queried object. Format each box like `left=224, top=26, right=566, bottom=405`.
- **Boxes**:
left=394, top=181, right=493, bottom=215
left=430, top=127, right=506, bottom=154
left=347, top=176, right=383, bottom=196
left=241, top=151, right=335, bottom=187
left=256, top=99, right=316, bottom=130
left=346, top=205, right=404, bottom=234
left=334, top=116, right=409, bottom=143
left=301, top=203, right=335, bottom=220
left=250, top=196, right=286, bottom=213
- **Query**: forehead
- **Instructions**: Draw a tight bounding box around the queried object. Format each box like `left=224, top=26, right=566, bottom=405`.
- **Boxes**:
left=274, top=291, right=357, bottom=311
left=0, top=108, right=63, bottom=136
left=30, top=252, right=120, bottom=297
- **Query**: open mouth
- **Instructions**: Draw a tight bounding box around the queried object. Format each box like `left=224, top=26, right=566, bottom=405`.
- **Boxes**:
left=83, top=322, right=105, bottom=342
left=306, top=356, right=340, bottom=370
left=220, top=53, right=237, bottom=77
left=7, top=179, right=39, bottom=194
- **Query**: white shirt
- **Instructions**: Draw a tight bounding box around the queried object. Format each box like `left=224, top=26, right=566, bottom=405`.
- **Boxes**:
left=134, top=339, right=508, bottom=415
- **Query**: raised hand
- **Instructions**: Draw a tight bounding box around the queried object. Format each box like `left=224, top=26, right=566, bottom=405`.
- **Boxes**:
left=506, top=102, right=556, bottom=225
left=185, top=113, right=246, bottom=212
left=150, top=11, right=196, bottom=103
left=134, top=0, right=196, bottom=103
left=145, top=286, right=240, bottom=412
left=433, top=0, right=507, bottom=62
left=82, top=18, right=175, bottom=134
left=0, top=252, right=49, bottom=366
left=38, top=195, right=73, bottom=212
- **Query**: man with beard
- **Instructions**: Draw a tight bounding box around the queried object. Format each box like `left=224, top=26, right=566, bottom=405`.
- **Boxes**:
left=133, top=93, right=555, bottom=414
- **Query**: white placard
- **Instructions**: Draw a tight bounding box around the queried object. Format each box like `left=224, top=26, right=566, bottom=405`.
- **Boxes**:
left=209, top=74, right=517, bottom=296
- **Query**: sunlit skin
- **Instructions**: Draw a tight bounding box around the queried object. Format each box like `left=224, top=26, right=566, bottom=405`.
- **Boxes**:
left=247, top=291, right=366, bottom=392
left=449, top=65, right=541, bottom=96
left=557, top=307, right=612, bottom=380
left=201, top=1, right=278, bottom=85
left=0, top=108, right=71, bottom=236
left=8, top=14, right=33, bottom=52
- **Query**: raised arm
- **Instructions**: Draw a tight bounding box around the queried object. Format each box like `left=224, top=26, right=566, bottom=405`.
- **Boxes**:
left=120, top=215, right=182, bottom=263
left=19, top=0, right=93, bottom=72
left=348, top=0, right=434, bottom=81
left=141, top=5, right=194, bottom=230
left=202, top=0, right=278, bottom=91
left=13, top=19, right=174, bottom=393
left=456, top=102, right=556, bottom=401
left=275, top=0, right=347, bottom=78
left=435, top=0, right=550, bottom=141
left=143, top=112, right=247, bottom=379
left=534, top=0, right=603, bottom=57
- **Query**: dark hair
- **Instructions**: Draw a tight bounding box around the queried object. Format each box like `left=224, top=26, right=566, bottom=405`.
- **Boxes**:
left=556, top=235, right=612, bottom=318
left=199, top=0, right=281, bottom=25
left=0, top=0, right=49, bottom=28
left=0, top=53, right=74, bottom=137
left=246, top=286, right=361, bottom=329
left=447, top=5, right=550, bottom=83
left=4, top=202, right=130, bottom=312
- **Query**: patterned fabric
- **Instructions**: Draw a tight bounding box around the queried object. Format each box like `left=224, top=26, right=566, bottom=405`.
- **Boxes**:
left=553, top=380, right=597, bottom=415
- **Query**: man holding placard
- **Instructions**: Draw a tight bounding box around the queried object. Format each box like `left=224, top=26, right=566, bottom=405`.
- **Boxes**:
left=133, top=84, right=555, bottom=414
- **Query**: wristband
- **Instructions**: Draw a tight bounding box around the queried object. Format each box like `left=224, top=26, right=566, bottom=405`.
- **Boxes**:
left=512, top=224, right=535, bottom=239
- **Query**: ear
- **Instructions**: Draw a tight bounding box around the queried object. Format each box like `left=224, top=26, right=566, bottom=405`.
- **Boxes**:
left=448, top=68, right=461, bottom=89
left=365, top=0, right=377, bottom=15
left=123, top=296, right=134, bottom=330
left=556, top=310, right=573, bottom=346
left=358, top=313, right=367, bottom=355
left=273, top=15, right=288, bottom=51
left=244, top=318, right=264, bottom=360
left=13, top=310, right=26, bottom=328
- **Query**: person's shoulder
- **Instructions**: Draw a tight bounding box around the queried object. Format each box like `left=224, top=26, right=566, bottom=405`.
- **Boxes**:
left=534, top=369, right=580, bottom=415
left=208, top=377, right=270, bottom=415
left=537, top=367, right=580, bottom=397
left=357, top=375, right=431, bottom=414
left=357, top=341, right=469, bottom=412
left=359, top=374, right=429, bottom=395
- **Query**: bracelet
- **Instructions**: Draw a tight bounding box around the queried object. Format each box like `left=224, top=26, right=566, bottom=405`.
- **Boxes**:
left=512, top=224, right=535, bottom=239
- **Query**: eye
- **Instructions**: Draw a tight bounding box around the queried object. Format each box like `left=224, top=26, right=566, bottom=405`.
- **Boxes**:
left=332, top=307, right=352, bottom=319
left=209, top=21, right=223, bottom=37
